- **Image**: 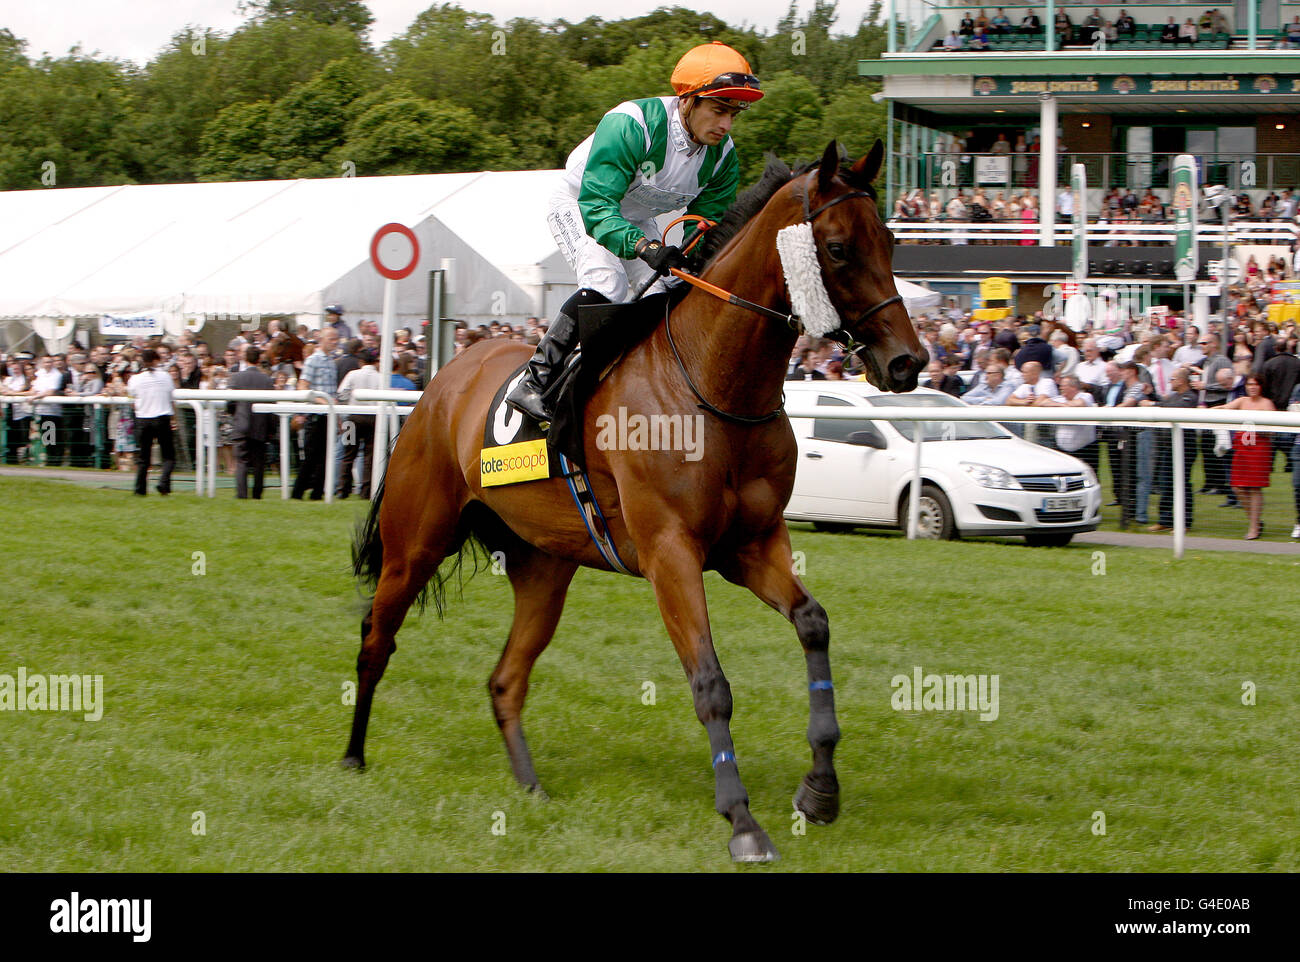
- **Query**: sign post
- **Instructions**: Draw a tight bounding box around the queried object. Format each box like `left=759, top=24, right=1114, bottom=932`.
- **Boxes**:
left=1071, top=163, right=1087, bottom=282
left=1172, top=154, right=1198, bottom=284
left=368, top=223, right=420, bottom=497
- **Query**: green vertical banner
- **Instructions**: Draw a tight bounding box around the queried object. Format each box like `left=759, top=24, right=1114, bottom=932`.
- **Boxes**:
left=1071, top=163, right=1087, bottom=281
left=1172, top=153, right=1198, bottom=283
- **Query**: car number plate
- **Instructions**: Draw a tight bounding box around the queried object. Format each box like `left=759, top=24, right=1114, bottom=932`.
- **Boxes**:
left=1041, top=496, right=1083, bottom=511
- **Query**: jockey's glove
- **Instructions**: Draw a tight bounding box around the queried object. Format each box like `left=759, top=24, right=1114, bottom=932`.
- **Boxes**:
left=634, top=237, right=688, bottom=275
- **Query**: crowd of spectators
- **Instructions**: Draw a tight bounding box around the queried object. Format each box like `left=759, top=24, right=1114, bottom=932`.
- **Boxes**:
left=941, top=7, right=1232, bottom=49
left=0, top=310, right=558, bottom=497
left=784, top=274, right=1300, bottom=539
left=3, top=288, right=1297, bottom=534
left=892, top=179, right=1300, bottom=248
left=909, top=293, right=1299, bottom=537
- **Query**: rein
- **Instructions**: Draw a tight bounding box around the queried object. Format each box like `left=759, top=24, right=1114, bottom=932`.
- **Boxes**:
left=661, top=177, right=900, bottom=423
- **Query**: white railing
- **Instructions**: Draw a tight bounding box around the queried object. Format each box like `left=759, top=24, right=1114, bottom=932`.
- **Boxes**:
left=886, top=219, right=1298, bottom=244
left=6, top=393, right=1298, bottom=559
left=783, top=403, right=1300, bottom=557
left=0, top=390, right=426, bottom=502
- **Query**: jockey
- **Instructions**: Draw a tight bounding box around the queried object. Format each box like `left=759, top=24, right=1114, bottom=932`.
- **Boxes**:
left=507, top=41, right=762, bottom=422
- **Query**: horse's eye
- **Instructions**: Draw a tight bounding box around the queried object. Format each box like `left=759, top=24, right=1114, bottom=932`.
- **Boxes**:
left=826, top=242, right=847, bottom=261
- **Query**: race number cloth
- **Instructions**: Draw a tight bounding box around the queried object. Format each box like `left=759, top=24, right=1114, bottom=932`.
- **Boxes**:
left=481, top=364, right=562, bottom=487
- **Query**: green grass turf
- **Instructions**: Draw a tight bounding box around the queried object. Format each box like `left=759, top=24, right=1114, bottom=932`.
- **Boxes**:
left=1, top=477, right=1296, bottom=872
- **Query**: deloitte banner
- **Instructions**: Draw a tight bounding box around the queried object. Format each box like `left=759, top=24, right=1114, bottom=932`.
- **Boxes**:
left=1172, top=154, right=1198, bottom=283
left=100, top=313, right=163, bottom=336
left=1071, top=164, right=1087, bottom=282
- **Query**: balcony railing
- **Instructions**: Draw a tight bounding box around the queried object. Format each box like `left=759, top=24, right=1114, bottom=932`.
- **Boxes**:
left=889, top=1, right=1300, bottom=51
left=885, top=220, right=1298, bottom=247
left=900, top=152, right=1300, bottom=197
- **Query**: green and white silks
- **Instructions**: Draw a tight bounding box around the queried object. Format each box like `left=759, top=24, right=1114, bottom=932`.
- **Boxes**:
left=547, top=96, right=740, bottom=302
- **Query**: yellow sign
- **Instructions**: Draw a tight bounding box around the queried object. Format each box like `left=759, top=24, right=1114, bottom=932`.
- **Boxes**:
left=972, top=307, right=1009, bottom=321
left=480, top=439, right=549, bottom=487
left=980, top=276, right=1012, bottom=302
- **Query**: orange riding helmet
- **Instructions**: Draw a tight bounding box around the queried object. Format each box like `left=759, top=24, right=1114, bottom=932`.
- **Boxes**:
left=670, top=42, right=763, bottom=109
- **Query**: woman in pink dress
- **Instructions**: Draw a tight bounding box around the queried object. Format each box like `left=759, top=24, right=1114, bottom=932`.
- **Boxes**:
left=1019, top=195, right=1037, bottom=246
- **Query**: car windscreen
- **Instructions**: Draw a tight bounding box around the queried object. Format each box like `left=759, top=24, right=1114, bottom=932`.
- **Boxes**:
left=867, top=394, right=1009, bottom=442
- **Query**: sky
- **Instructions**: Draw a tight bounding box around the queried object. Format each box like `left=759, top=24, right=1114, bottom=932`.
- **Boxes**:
left=4, top=1, right=883, bottom=65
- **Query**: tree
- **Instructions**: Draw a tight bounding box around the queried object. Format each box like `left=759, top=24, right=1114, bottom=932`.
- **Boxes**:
left=0, top=51, right=139, bottom=189
left=238, top=0, right=374, bottom=34
left=732, top=70, right=823, bottom=184
left=195, top=101, right=278, bottom=181
left=336, top=86, right=512, bottom=175
left=213, top=16, right=371, bottom=108
left=126, top=27, right=226, bottom=184
left=264, top=57, right=376, bottom=177
left=0, top=27, right=27, bottom=66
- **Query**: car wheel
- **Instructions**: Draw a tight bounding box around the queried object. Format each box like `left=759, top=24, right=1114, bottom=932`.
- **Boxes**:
left=812, top=521, right=855, bottom=533
left=1025, top=531, right=1074, bottom=547
left=900, top=483, right=957, bottom=540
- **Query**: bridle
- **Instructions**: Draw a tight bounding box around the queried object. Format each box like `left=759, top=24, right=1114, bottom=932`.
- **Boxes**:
left=663, top=172, right=902, bottom=424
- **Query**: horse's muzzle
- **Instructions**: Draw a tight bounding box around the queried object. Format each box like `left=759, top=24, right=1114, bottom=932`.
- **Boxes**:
left=886, top=352, right=925, bottom=393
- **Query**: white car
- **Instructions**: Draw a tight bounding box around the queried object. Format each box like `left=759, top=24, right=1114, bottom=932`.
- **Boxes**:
left=783, top=381, right=1102, bottom=546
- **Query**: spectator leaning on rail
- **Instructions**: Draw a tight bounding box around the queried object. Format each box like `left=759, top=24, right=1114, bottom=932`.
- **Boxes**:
left=126, top=348, right=176, bottom=497
left=292, top=325, right=339, bottom=501
left=507, top=42, right=760, bottom=424
left=962, top=365, right=1013, bottom=405
left=31, top=355, right=66, bottom=467
left=337, top=347, right=381, bottom=500
left=1191, top=333, right=1233, bottom=497
left=1034, top=374, right=1098, bottom=469
left=1, top=357, right=34, bottom=464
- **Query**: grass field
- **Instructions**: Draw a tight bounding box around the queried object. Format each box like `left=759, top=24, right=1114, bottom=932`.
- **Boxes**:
left=1, top=477, right=1296, bottom=872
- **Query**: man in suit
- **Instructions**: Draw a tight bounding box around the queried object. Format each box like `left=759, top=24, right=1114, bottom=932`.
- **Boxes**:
left=227, top=346, right=274, bottom=499
left=1262, top=338, right=1299, bottom=472
left=1140, top=367, right=1199, bottom=530
left=1014, top=323, right=1054, bottom=370
left=1102, top=360, right=1144, bottom=523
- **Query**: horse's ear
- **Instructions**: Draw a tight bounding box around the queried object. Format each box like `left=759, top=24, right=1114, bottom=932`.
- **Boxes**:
left=817, top=140, right=840, bottom=194
left=850, top=139, right=886, bottom=187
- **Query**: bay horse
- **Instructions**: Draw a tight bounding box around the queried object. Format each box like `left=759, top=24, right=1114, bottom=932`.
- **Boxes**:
left=343, top=140, right=927, bottom=862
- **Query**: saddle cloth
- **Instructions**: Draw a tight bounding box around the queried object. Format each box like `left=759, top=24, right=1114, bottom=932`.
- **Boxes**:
left=479, top=286, right=684, bottom=486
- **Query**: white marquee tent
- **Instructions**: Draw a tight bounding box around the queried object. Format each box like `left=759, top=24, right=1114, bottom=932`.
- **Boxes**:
left=0, top=171, right=576, bottom=351
left=0, top=170, right=937, bottom=352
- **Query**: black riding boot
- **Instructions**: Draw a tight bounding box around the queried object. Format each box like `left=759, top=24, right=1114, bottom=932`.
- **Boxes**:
left=507, top=289, right=607, bottom=423
left=506, top=311, right=578, bottom=423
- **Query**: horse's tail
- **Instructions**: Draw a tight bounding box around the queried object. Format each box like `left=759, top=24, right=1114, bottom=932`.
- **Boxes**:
left=352, top=473, right=520, bottom=621
left=352, top=475, right=387, bottom=593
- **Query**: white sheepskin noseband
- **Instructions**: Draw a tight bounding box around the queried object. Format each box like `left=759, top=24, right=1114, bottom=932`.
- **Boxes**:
left=776, top=222, right=841, bottom=337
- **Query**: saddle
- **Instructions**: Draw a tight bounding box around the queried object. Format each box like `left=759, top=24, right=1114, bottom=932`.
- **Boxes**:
left=481, top=285, right=688, bottom=483
left=547, top=285, right=689, bottom=466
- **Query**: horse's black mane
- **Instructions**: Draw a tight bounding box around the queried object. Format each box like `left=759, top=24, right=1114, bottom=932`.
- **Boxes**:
left=692, top=150, right=877, bottom=269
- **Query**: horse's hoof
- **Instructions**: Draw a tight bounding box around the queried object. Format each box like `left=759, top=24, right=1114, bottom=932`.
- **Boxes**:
left=794, top=776, right=839, bottom=825
left=340, top=755, right=365, bottom=770
left=525, top=784, right=550, bottom=801
left=729, top=830, right=779, bottom=863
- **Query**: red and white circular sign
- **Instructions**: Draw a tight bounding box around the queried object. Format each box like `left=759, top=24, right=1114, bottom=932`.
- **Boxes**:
left=370, top=223, right=420, bottom=280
